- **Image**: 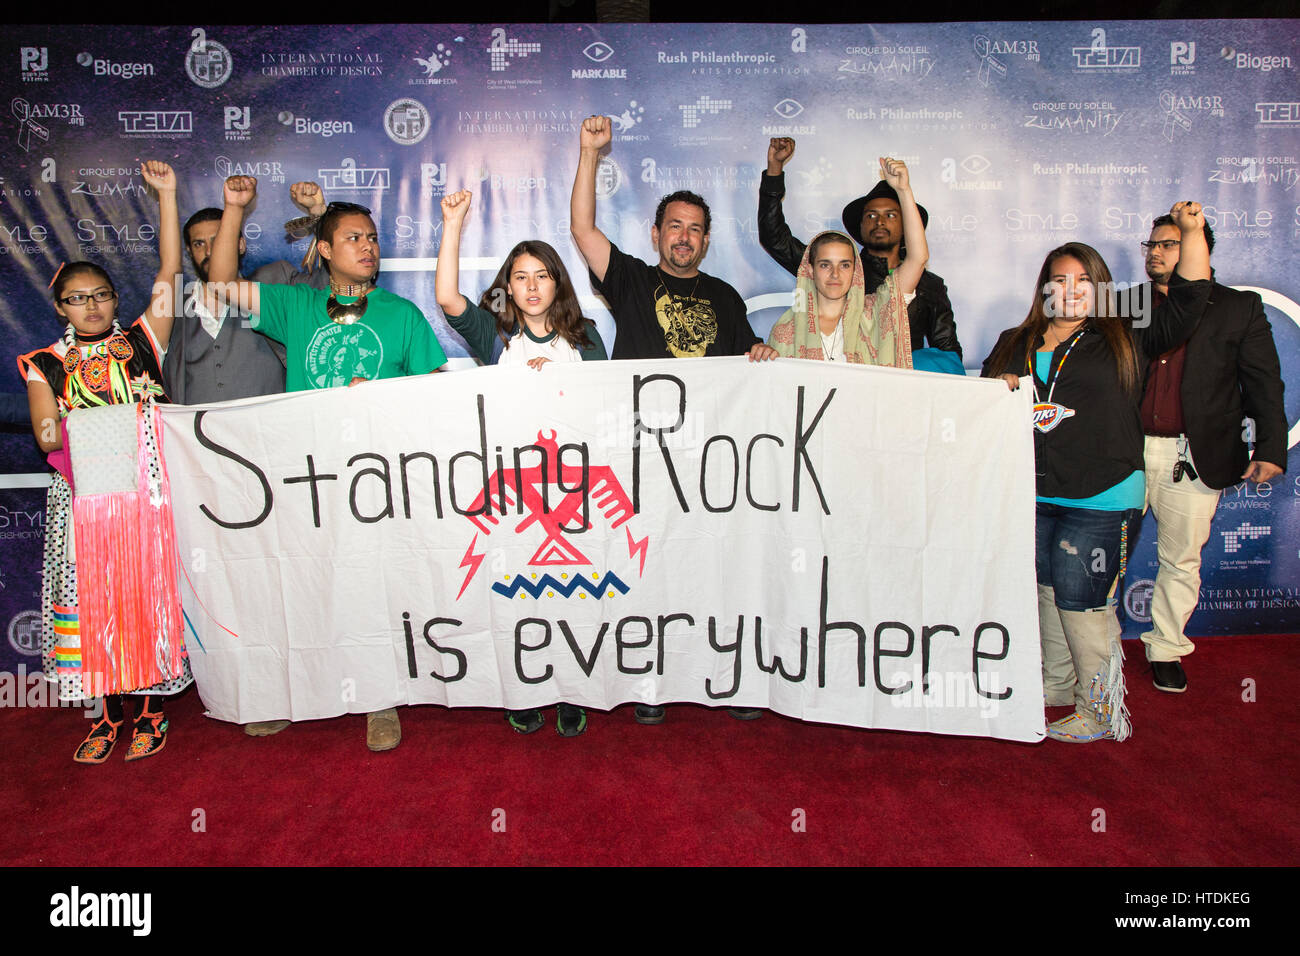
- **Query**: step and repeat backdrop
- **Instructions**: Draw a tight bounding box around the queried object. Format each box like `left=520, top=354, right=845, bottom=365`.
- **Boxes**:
left=2, top=21, right=1298, bottom=676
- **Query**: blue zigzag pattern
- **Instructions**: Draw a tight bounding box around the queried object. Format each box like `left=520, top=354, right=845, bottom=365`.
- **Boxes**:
left=492, top=572, right=630, bottom=599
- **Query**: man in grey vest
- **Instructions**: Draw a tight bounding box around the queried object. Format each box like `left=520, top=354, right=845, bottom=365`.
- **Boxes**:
left=166, top=177, right=327, bottom=737
left=163, top=178, right=328, bottom=405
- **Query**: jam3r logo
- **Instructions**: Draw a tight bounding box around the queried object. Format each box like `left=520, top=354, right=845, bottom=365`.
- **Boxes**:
left=456, top=431, right=649, bottom=601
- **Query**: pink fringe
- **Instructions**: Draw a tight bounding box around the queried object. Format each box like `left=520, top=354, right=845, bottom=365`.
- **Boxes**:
left=73, top=403, right=185, bottom=695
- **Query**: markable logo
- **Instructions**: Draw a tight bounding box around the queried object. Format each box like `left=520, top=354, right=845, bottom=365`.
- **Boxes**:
left=574, top=39, right=625, bottom=79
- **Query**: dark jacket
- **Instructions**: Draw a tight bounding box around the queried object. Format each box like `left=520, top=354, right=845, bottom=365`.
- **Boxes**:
left=981, top=274, right=1212, bottom=499
left=757, top=171, right=962, bottom=358
left=1147, top=281, right=1288, bottom=490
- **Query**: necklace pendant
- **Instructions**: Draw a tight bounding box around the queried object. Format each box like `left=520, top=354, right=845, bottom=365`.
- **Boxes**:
left=1032, top=402, right=1076, bottom=433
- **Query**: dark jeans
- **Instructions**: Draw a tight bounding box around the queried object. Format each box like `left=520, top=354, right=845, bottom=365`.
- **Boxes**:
left=1035, top=503, right=1142, bottom=611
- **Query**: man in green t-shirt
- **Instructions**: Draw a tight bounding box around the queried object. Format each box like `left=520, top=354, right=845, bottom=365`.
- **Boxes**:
left=209, top=177, right=447, bottom=752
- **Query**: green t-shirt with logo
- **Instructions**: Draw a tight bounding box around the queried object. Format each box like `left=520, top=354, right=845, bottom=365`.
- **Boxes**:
left=252, top=284, right=446, bottom=392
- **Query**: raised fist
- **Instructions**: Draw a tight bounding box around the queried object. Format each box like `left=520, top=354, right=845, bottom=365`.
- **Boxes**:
left=879, top=156, right=910, bottom=192
left=223, top=175, right=257, bottom=209
left=440, top=189, right=473, bottom=226
left=290, top=181, right=325, bottom=216
left=140, top=160, right=176, bottom=193
left=1170, top=200, right=1204, bottom=232
left=580, top=115, right=612, bottom=151
left=767, top=137, right=795, bottom=174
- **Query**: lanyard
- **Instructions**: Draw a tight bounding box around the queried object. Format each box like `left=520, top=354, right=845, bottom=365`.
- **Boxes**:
left=1029, top=328, right=1086, bottom=408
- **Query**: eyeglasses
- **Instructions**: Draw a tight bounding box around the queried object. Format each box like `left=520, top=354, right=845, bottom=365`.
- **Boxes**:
left=58, top=289, right=117, bottom=306
left=1140, top=239, right=1180, bottom=252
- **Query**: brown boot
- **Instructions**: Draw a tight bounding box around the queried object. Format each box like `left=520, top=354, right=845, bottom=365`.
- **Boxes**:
left=366, top=708, right=401, bottom=752
left=244, top=720, right=291, bottom=737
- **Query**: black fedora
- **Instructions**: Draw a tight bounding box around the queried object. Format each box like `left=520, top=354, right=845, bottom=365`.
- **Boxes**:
left=841, top=181, right=929, bottom=246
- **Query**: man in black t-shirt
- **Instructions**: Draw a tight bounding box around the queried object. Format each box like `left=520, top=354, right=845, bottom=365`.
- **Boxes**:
left=570, top=115, right=773, bottom=724
left=571, top=114, right=777, bottom=363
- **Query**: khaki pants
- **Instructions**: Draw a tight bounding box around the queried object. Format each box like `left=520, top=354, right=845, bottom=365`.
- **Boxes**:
left=1140, top=436, right=1221, bottom=663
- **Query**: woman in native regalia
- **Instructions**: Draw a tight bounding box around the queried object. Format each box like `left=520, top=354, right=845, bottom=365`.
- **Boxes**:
left=17, top=160, right=187, bottom=763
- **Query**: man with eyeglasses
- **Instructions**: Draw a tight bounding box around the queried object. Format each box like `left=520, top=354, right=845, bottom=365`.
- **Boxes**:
left=1136, top=213, right=1287, bottom=693
left=758, top=137, right=961, bottom=359
left=163, top=177, right=328, bottom=406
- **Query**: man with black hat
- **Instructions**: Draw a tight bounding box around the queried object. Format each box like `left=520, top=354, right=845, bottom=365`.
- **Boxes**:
left=758, top=137, right=961, bottom=358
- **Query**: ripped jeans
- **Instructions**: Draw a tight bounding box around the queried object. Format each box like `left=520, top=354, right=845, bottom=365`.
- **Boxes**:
left=1035, top=503, right=1143, bottom=611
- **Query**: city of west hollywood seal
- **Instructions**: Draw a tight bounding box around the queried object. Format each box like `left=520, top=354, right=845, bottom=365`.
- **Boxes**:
left=306, top=323, right=384, bottom=388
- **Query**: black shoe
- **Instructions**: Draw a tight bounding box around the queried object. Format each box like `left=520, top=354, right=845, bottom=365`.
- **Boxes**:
left=1151, top=660, right=1187, bottom=694
left=505, top=709, right=545, bottom=734
left=727, top=707, right=763, bottom=720
left=634, top=704, right=665, bottom=725
left=556, top=703, right=588, bottom=737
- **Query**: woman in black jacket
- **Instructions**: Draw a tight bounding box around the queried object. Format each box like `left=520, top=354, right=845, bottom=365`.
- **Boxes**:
left=982, top=201, right=1211, bottom=743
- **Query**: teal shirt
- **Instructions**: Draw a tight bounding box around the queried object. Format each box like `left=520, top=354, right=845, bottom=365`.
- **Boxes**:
left=1032, top=352, right=1144, bottom=511
left=445, top=298, right=607, bottom=365
left=253, top=284, right=446, bottom=391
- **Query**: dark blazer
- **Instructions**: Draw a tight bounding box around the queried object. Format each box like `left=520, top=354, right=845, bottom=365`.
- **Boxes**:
left=1152, top=281, right=1288, bottom=490
left=757, top=171, right=962, bottom=358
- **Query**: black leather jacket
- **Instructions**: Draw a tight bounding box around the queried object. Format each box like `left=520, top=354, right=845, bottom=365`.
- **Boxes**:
left=758, top=171, right=962, bottom=358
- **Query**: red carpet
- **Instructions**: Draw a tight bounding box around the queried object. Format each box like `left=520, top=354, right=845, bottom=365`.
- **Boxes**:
left=3, top=634, right=1297, bottom=867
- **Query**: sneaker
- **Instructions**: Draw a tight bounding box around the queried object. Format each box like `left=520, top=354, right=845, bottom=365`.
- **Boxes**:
left=365, top=708, right=401, bottom=752
left=73, top=715, right=124, bottom=764
left=634, top=704, right=665, bottom=725
left=124, top=709, right=170, bottom=762
left=556, top=703, right=587, bottom=737
left=1046, top=711, right=1116, bottom=743
left=1151, top=660, right=1187, bottom=694
left=244, top=720, right=291, bottom=737
left=505, top=709, right=544, bottom=734
left=727, top=707, right=763, bottom=720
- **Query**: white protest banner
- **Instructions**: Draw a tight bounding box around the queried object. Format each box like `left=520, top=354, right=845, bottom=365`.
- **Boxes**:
left=158, top=358, right=1044, bottom=742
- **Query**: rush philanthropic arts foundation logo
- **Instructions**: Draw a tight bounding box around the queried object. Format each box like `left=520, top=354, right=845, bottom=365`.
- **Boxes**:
left=454, top=431, right=649, bottom=602
left=185, top=28, right=233, bottom=89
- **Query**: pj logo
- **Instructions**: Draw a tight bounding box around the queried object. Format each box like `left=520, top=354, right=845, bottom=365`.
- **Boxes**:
left=456, top=431, right=649, bottom=601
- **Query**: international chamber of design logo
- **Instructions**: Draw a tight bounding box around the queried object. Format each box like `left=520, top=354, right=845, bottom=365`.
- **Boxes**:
left=455, top=431, right=650, bottom=603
